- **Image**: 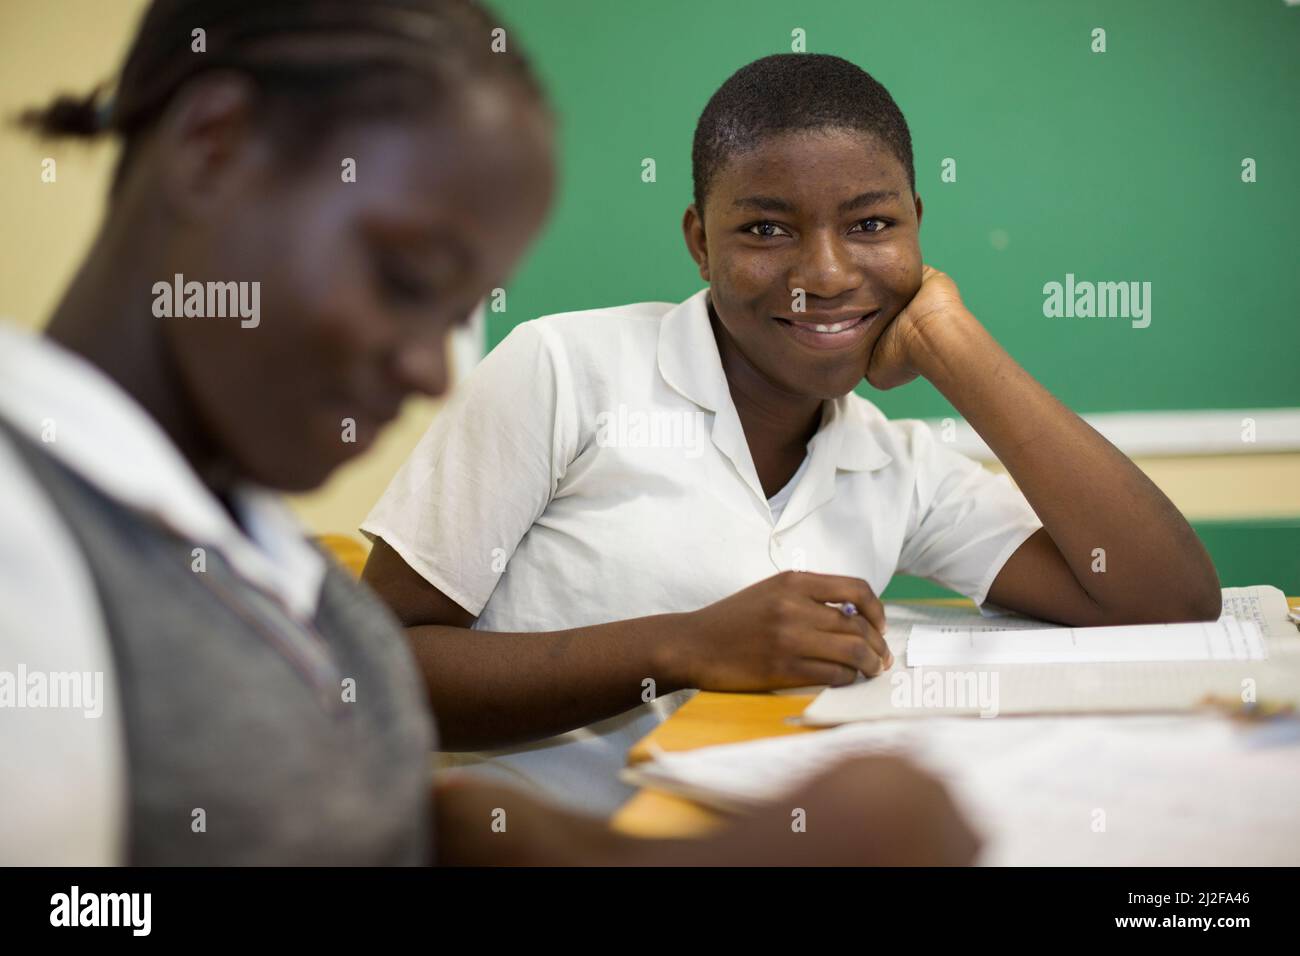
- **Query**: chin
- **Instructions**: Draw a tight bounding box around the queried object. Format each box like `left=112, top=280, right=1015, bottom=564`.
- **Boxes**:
left=783, top=368, right=866, bottom=402
left=234, top=447, right=342, bottom=494
left=272, top=467, right=335, bottom=494
left=819, top=385, right=863, bottom=402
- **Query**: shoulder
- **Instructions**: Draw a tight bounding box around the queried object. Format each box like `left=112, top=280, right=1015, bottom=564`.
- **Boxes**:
left=503, top=300, right=675, bottom=369
left=531, top=299, right=677, bottom=339
left=0, top=429, right=103, bottom=617
left=0, top=427, right=126, bottom=864
left=471, top=301, right=677, bottom=413
left=839, top=394, right=990, bottom=499
left=0, top=427, right=121, bottom=685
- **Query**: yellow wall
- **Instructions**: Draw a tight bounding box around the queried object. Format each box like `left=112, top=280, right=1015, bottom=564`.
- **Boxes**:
left=0, top=0, right=141, bottom=331
left=3, top=0, right=1296, bottom=543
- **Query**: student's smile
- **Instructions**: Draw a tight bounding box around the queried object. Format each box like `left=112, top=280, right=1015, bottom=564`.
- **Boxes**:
left=772, top=308, right=882, bottom=351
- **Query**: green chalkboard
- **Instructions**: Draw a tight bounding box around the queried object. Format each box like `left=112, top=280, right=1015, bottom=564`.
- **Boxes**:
left=486, top=0, right=1300, bottom=419
left=884, top=517, right=1300, bottom=598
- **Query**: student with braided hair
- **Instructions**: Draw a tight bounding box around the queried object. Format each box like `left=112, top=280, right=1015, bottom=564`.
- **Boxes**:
left=0, top=1, right=977, bottom=866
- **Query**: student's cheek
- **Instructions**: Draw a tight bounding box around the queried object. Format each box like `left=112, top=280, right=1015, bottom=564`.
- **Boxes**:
left=243, top=309, right=358, bottom=476
left=165, top=318, right=262, bottom=434
left=715, top=250, right=787, bottom=317
left=864, top=241, right=923, bottom=311
left=284, top=247, right=395, bottom=399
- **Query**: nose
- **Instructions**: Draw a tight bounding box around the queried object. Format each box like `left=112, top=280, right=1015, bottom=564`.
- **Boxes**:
left=390, top=330, right=451, bottom=400
left=788, top=230, right=863, bottom=302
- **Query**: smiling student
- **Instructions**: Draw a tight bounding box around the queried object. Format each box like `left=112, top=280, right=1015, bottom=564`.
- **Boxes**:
left=362, top=53, right=1221, bottom=815
left=0, top=4, right=980, bottom=867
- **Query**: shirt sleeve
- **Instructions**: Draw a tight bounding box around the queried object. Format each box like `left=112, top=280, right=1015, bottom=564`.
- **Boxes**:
left=361, top=321, right=579, bottom=617
left=0, top=434, right=127, bottom=864
left=894, top=420, right=1043, bottom=607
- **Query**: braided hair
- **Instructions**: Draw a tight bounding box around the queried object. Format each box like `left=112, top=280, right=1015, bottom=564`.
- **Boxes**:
left=20, top=0, right=548, bottom=190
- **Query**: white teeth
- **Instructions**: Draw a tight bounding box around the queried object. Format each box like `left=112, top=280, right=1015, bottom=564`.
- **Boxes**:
left=812, top=320, right=851, bottom=333
left=781, top=315, right=870, bottom=334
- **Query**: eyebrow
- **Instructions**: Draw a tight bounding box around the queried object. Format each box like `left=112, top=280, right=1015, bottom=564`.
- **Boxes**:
left=731, top=190, right=902, bottom=214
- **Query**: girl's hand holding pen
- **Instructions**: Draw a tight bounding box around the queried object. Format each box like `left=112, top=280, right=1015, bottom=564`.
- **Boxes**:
left=659, top=571, right=893, bottom=692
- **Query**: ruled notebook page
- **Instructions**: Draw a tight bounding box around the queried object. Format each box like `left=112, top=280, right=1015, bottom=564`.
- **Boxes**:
left=905, top=617, right=1267, bottom=666
left=802, top=585, right=1299, bottom=724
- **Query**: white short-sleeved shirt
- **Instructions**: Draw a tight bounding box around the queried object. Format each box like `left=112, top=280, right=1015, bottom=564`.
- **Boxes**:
left=363, top=288, right=1042, bottom=815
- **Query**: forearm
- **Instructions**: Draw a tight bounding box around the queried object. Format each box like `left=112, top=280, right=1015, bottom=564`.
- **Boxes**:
left=432, top=755, right=981, bottom=867
left=432, top=777, right=629, bottom=865
left=408, top=613, right=692, bottom=750
left=913, top=313, right=1219, bottom=621
left=432, top=779, right=807, bottom=867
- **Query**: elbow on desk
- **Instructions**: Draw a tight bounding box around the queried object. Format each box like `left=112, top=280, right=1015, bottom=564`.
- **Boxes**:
left=1166, top=561, right=1224, bottom=623
left=1094, top=582, right=1222, bottom=626
left=1171, top=584, right=1223, bottom=623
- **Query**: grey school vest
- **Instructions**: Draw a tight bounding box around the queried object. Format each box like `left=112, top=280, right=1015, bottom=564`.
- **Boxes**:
left=3, top=423, right=435, bottom=864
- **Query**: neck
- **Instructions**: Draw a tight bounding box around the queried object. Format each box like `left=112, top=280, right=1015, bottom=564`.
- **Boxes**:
left=708, top=298, right=823, bottom=456
left=43, top=224, right=235, bottom=497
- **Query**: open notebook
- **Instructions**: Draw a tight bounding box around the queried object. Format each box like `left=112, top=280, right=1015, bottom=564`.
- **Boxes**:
left=801, top=585, right=1300, bottom=725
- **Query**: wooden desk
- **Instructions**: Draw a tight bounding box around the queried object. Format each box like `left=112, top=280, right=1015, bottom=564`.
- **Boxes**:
left=612, top=595, right=1300, bottom=838
left=615, top=691, right=813, bottom=836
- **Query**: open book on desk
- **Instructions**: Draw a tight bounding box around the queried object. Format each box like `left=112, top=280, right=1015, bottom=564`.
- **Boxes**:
left=800, top=585, right=1299, bottom=725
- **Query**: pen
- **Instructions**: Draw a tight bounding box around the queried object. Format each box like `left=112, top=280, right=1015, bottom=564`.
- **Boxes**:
left=827, top=601, right=893, bottom=669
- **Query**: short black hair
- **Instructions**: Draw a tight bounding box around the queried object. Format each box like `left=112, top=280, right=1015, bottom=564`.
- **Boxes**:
left=691, top=53, right=914, bottom=212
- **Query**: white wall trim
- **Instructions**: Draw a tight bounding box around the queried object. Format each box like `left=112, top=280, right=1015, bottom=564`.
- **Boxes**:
left=925, top=408, right=1300, bottom=460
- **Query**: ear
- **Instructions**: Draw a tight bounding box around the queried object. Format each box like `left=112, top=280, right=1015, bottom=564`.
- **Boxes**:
left=913, top=193, right=924, bottom=229
left=153, top=72, right=266, bottom=224
left=681, top=204, right=711, bottom=282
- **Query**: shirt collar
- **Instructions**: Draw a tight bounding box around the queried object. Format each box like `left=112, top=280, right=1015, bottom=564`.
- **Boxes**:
left=0, top=321, right=326, bottom=621
left=656, top=289, right=894, bottom=481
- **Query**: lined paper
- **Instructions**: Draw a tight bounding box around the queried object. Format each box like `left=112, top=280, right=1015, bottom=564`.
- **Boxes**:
left=801, top=586, right=1299, bottom=725
left=906, top=617, right=1267, bottom=667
